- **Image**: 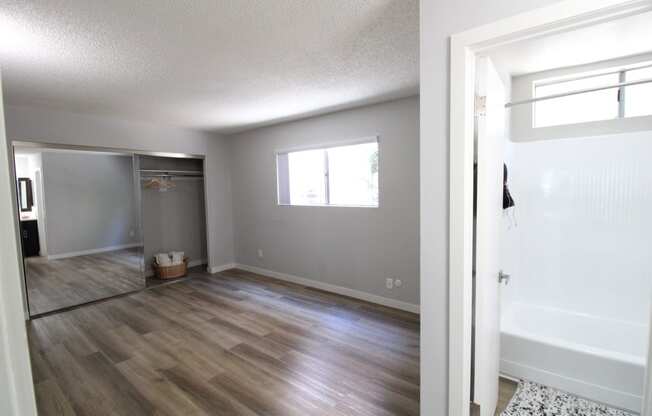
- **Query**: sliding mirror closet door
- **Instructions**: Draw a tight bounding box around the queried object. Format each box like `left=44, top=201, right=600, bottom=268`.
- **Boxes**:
left=14, top=146, right=144, bottom=316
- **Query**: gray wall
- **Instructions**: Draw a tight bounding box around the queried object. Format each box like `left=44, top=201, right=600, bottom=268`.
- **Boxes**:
left=228, top=96, right=419, bottom=306
left=140, top=156, right=208, bottom=268
left=5, top=104, right=234, bottom=269
left=41, top=152, right=138, bottom=256
left=143, top=180, right=207, bottom=268
left=420, top=0, right=560, bottom=413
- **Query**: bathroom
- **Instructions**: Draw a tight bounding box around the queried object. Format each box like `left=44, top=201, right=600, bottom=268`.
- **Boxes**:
left=473, top=10, right=652, bottom=415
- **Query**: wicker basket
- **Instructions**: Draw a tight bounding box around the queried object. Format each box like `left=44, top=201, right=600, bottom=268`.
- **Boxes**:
left=152, top=257, right=189, bottom=279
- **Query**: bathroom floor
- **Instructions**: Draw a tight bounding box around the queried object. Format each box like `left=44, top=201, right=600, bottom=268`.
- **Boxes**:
left=500, top=380, right=635, bottom=416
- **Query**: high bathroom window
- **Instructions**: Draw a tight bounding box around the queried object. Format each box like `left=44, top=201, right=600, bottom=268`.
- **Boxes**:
left=533, top=63, right=652, bottom=128
left=276, top=138, right=379, bottom=207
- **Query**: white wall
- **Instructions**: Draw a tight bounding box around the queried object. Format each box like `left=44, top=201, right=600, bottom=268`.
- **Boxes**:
left=502, top=131, right=652, bottom=325
left=4, top=105, right=235, bottom=269
left=419, top=0, right=561, bottom=413
left=0, top=72, right=38, bottom=416
left=228, top=97, right=420, bottom=307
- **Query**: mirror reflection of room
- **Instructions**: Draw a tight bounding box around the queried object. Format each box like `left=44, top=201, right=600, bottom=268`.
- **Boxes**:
left=15, top=147, right=144, bottom=316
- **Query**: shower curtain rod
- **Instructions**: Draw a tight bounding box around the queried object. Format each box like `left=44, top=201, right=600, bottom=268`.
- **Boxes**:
left=505, top=77, right=652, bottom=108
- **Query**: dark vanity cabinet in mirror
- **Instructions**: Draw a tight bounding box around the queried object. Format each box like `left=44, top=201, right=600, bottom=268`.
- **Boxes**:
left=19, top=220, right=40, bottom=257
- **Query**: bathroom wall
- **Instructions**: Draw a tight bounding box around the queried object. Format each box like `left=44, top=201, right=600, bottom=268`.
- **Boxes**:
left=501, top=131, right=652, bottom=324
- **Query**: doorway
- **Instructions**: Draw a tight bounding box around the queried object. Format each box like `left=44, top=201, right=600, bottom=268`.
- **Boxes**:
left=449, top=1, right=652, bottom=416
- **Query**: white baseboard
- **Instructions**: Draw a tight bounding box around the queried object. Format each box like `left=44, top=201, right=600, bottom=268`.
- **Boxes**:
left=229, top=263, right=420, bottom=314
left=208, top=263, right=237, bottom=274
left=501, top=359, right=641, bottom=413
left=47, top=242, right=143, bottom=261
left=145, top=258, right=207, bottom=277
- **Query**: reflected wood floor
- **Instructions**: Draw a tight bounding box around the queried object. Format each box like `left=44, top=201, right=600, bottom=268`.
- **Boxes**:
left=27, top=268, right=420, bottom=416
left=26, top=248, right=144, bottom=315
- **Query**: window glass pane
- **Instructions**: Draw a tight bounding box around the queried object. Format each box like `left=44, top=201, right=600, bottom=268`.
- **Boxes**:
left=534, top=73, right=620, bottom=127
left=625, top=66, right=652, bottom=118
left=327, top=142, right=378, bottom=206
left=288, top=149, right=326, bottom=205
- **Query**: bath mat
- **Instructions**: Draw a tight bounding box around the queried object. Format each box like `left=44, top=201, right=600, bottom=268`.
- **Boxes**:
left=501, top=380, right=635, bottom=416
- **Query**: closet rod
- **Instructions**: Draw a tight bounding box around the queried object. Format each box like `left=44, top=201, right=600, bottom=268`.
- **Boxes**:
left=140, top=175, right=203, bottom=179
left=138, top=169, right=202, bottom=175
left=505, top=77, right=652, bottom=108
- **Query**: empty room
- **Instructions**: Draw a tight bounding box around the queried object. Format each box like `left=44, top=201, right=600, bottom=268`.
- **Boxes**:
left=4, top=1, right=652, bottom=416
left=0, top=1, right=419, bottom=415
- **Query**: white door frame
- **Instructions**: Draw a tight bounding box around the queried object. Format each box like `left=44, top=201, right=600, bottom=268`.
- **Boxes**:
left=448, top=1, right=652, bottom=415
left=0, top=71, right=38, bottom=415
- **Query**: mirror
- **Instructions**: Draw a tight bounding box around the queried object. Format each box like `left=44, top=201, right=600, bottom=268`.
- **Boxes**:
left=14, top=147, right=144, bottom=316
left=18, top=177, right=33, bottom=212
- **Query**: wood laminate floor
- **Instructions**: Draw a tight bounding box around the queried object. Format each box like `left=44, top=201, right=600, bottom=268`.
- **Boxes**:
left=27, top=268, right=420, bottom=416
left=496, top=378, right=518, bottom=415
left=25, top=248, right=144, bottom=315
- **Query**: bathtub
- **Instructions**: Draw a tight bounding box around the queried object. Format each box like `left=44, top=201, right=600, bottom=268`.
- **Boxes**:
left=500, top=302, right=648, bottom=413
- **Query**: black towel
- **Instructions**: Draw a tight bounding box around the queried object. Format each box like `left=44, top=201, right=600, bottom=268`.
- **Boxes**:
left=503, top=163, right=515, bottom=209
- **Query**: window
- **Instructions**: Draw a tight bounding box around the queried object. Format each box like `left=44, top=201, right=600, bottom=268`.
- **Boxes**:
left=533, top=64, right=652, bottom=128
left=625, top=66, right=652, bottom=118
left=277, top=139, right=379, bottom=207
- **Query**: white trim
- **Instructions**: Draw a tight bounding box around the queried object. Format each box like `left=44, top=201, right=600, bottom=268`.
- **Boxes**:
left=208, top=262, right=237, bottom=274
left=0, top=70, right=38, bottom=415
left=12, top=140, right=205, bottom=160
left=277, top=203, right=378, bottom=209
left=274, top=135, right=379, bottom=155
left=501, top=359, right=641, bottom=412
left=447, top=1, right=652, bottom=416
left=275, top=136, right=380, bottom=208
left=46, top=242, right=143, bottom=260
left=233, top=263, right=420, bottom=314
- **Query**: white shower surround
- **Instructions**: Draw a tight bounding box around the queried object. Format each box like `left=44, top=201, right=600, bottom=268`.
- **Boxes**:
left=500, top=131, right=652, bottom=412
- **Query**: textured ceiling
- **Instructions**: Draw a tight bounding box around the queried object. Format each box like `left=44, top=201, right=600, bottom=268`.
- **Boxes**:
left=0, top=1, right=419, bottom=133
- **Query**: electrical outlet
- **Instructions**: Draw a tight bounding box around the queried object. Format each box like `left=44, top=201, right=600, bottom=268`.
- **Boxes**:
left=257, top=249, right=264, bottom=259
left=386, top=278, right=393, bottom=289
left=394, top=279, right=403, bottom=288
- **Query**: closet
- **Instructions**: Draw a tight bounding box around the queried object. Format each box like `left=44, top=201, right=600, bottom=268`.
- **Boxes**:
left=137, top=155, right=208, bottom=278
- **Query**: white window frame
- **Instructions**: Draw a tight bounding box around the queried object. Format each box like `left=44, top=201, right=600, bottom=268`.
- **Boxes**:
left=532, top=61, right=652, bottom=128
left=275, top=136, right=379, bottom=208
